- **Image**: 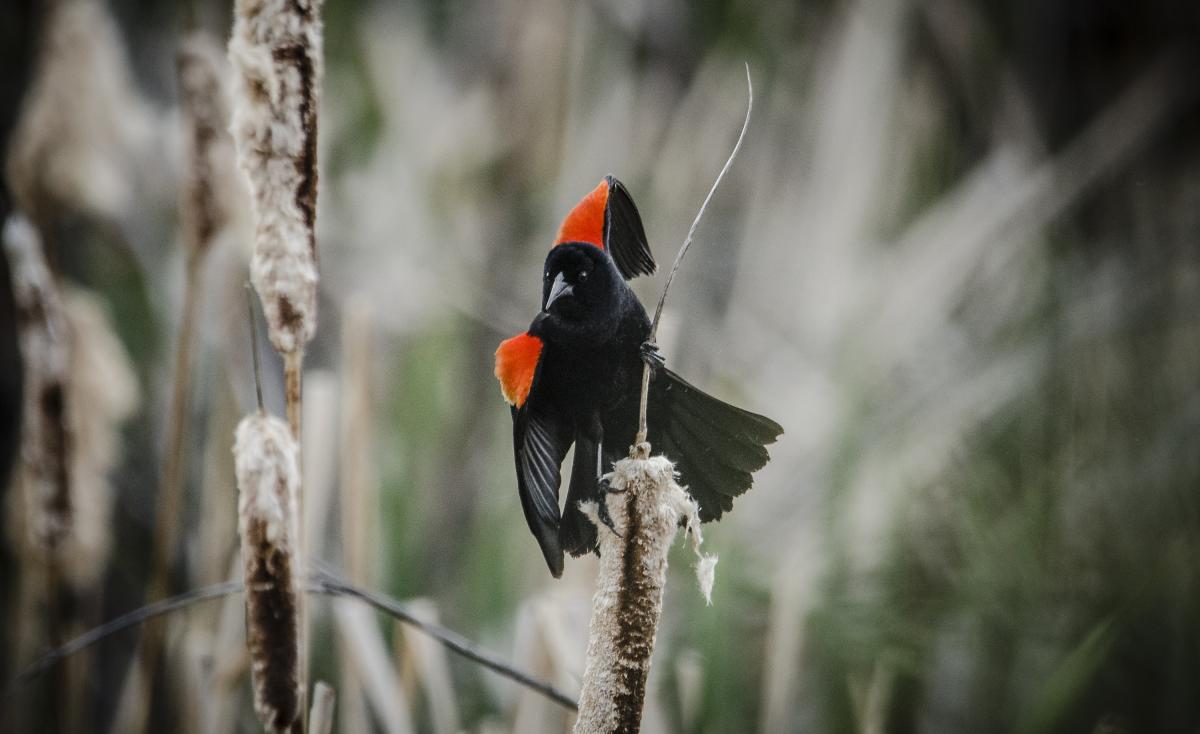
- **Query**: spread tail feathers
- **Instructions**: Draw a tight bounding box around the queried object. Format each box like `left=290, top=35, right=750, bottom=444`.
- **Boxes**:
left=647, top=367, right=783, bottom=521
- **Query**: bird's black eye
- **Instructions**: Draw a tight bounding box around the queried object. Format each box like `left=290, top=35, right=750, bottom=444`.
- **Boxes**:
left=544, top=270, right=550, bottom=280
left=579, top=270, right=589, bottom=282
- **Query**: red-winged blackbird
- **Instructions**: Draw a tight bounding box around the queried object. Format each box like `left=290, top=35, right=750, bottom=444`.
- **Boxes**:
left=495, top=176, right=783, bottom=577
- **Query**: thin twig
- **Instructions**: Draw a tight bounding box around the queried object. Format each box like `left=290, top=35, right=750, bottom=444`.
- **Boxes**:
left=4, top=574, right=580, bottom=713
left=310, top=572, right=579, bottom=711
left=6, top=581, right=243, bottom=697
left=635, top=64, right=754, bottom=448
left=247, top=282, right=264, bottom=413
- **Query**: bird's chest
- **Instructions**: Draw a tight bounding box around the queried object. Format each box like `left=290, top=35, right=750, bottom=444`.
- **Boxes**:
left=539, top=342, right=638, bottom=417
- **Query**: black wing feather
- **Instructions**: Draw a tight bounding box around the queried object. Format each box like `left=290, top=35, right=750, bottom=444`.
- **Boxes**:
left=512, top=372, right=574, bottom=577
left=559, top=430, right=601, bottom=557
left=603, top=176, right=657, bottom=280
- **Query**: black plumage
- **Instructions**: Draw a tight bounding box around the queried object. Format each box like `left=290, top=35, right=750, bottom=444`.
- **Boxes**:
left=500, top=177, right=782, bottom=577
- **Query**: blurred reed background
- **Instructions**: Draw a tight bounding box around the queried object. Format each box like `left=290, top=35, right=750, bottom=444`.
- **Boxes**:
left=1, top=0, right=1199, bottom=732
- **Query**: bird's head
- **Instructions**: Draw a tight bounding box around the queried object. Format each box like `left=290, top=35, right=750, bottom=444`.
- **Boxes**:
left=540, top=242, right=618, bottom=320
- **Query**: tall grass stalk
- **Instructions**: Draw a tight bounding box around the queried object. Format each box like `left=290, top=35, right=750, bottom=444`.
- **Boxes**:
left=338, top=299, right=374, bottom=731
left=307, top=681, right=336, bottom=734
left=333, top=599, right=415, bottom=733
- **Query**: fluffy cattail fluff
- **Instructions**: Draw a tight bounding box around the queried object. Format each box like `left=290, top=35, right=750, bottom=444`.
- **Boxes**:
left=574, top=450, right=716, bottom=734
left=5, top=0, right=157, bottom=226
left=234, top=413, right=303, bottom=733
left=228, top=0, right=323, bottom=355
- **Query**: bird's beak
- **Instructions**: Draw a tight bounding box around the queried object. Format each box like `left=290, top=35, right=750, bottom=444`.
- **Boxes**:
left=544, top=271, right=573, bottom=310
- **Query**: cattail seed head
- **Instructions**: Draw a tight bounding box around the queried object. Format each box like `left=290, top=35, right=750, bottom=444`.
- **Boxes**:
left=3, top=214, right=72, bottom=558
left=574, top=452, right=713, bottom=734
left=228, top=0, right=323, bottom=355
left=234, top=412, right=303, bottom=733
left=6, top=0, right=157, bottom=226
left=177, top=33, right=235, bottom=260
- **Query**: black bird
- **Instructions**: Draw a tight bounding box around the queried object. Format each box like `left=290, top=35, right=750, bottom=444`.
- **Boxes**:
left=495, top=176, right=783, bottom=577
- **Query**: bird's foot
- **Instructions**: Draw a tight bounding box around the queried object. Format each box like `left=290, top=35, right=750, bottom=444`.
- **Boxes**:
left=596, top=476, right=623, bottom=538
left=640, top=341, right=665, bottom=371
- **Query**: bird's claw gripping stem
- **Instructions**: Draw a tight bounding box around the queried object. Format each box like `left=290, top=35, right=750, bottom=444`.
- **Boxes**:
left=640, top=341, right=665, bottom=371
left=596, top=476, right=623, bottom=538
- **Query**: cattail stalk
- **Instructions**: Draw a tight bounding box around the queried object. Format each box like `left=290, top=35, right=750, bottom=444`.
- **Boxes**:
left=229, top=0, right=324, bottom=714
left=235, top=412, right=303, bottom=734
left=3, top=213, right=71, bottom=732
left=3, top=214, right=71, bottom=582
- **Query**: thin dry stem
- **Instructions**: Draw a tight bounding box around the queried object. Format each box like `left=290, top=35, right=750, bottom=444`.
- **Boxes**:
left=338, top=299, right=375, bottom=730
left=635, top=65, right=753, bottom=446
left=8, top=572, right=580, bottom=714
left=135, top=252, right=199, bottom=658
left=284, top=350, right=303, bottom=437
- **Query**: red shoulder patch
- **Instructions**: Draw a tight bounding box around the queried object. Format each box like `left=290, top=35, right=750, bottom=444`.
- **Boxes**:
left=554, top=179, right=609, bottom=250
left=495, top=333, right=543, bottom=407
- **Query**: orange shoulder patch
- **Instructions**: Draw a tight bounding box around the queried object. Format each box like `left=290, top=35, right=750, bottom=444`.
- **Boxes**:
left=495, top=332, right=543, bottom=407
left=554, top=178, right=609, bottom=250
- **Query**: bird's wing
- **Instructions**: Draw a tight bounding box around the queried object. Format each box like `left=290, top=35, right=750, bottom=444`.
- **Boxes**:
left=512, top=402, right=573, bottom=576
left=496, top=332, right=573, bottom=576
left=647, top=367, right=783, bottom=521
left=603, top=176, right=657, bottom=280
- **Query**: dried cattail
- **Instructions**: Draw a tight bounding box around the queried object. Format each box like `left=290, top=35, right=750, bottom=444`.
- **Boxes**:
left=234, top=413, right=303, bottom=733
left=573, top=451, right=715, bottom=734
left=228, top=0, right=324, bottom=357
left=177, top=32, right=236, bottom=261
left=229, top=0, right=323, bottom=708
left=1, top=215, right=137, bottom=732
left=5, top=0, right=158, bottom=226
left=3, top=214, right=71, bottom=563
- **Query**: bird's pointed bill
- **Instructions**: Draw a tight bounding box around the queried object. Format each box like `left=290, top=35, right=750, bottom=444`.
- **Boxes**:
left=544, top=272, right=573, bottom=309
